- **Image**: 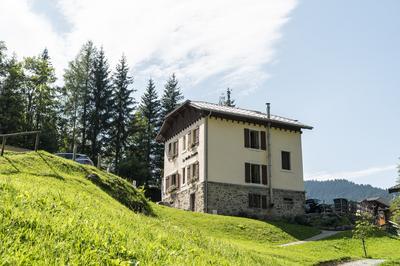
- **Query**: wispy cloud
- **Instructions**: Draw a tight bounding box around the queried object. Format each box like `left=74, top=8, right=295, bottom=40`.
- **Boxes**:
left=0, top=0, right=297, bottom=92
left=305, top=165, right=397, bottom=182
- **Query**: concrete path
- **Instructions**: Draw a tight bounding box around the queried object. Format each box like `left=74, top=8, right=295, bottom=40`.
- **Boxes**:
left=280, top=230, right=340, bottom=247
left=338, top=259, right=385, bottom=266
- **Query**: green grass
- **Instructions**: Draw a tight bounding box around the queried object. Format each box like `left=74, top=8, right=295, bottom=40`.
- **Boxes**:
left=1, top=151, right=399, bottom=265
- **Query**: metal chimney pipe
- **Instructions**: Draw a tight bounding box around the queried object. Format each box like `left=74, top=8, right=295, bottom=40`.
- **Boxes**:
left=266, top=103, right=273, bottom=208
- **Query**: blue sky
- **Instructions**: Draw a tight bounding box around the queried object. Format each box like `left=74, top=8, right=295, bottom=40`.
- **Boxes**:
left=1, top=0, right=399, bottom=188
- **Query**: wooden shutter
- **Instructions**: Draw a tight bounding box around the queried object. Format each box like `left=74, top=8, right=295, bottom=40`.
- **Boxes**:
left=195, top=128, right=199, bottom=144
left=176, top=141, right=179, bottom=156
left=177, top=174, right=180, bottom=188
left=245, top=163, right=251, bottom=183
left=188, top=132, right=192, bottom=147
left=195, top=162, right=199, bottom=178
left=166, top=176, right=170, bottom=189
left=244, top=128, right=250, bottom=148
left=261, top=195, right=267, bottom=209
left=187, top=165, right=192, bottom=180
left=261, top=165, right=267, bottom=185
left=260, top=131, right=266, bottom=150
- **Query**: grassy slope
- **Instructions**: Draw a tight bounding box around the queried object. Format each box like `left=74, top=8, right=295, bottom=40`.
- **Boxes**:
left=0, top=152, right=399, bottom=265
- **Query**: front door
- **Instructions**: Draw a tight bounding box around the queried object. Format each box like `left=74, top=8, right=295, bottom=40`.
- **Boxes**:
left=190, top=193, right=195, bottom=211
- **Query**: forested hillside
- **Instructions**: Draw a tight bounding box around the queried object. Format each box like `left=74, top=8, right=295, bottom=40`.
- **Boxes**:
left=305, top=179, right=395, bottom=203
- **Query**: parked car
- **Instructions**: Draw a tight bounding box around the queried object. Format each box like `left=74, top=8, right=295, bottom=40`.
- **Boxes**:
left=305, top=199, right=322, bottom=213
left=55, top=153, right=94, bottom=166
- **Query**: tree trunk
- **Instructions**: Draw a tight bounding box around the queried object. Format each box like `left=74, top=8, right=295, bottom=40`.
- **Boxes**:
left=362, top=238, right=367, bottom=257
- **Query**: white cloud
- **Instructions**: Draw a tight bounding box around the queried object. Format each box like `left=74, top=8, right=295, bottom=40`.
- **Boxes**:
left=305, top=165, right=397, bottom=182
left=0, top=0, right=297, bottom=92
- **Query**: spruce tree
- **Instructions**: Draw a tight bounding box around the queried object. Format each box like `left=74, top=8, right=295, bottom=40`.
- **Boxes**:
left=224, top=88, right=235, bottom=107
left=110, top=55, right=135, bottom=171
left=139, top=78, right=161, bottom=184
left=87, top=47, right=112, bottom=165
left=160, top=73, right=183, bottom=119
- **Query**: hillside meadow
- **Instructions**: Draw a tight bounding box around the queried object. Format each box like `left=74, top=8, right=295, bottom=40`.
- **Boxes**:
left=0, top=151, right=399, bottom=265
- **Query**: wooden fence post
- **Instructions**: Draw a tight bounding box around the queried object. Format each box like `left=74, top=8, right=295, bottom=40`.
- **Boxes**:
left=34, top=132, right=40, bottom=152
left=1, top=136, right=6, bottom=156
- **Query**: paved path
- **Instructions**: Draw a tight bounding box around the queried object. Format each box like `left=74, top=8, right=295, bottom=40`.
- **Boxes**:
left=280, top=230, right=340, bottom=247
left=338, top=259, right=385, bottom=266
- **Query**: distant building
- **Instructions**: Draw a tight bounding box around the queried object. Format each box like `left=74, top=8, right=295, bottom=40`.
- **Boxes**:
left=358, top=197, right=390, bottom=226
left=156, top=100, right=312, bottom=218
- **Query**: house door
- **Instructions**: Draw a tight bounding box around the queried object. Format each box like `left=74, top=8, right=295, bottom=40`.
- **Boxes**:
left=190, top=193, right=195, bottom=211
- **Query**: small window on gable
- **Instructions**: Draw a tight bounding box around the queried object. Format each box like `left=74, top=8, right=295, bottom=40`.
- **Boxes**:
left=281, top=151, right=291, bottom=170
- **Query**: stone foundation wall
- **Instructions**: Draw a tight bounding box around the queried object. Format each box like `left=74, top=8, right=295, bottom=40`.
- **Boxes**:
left=162, top=182, right=205, bottom=212
left=207, top=181, right=305, bottom=218
left=163, top=181, right=305, bottom=218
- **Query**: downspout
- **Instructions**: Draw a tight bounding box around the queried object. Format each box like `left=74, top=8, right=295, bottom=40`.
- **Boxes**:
left=204, top=110, right=212, bottom=213
left=266, top=103, right=273, bottom=208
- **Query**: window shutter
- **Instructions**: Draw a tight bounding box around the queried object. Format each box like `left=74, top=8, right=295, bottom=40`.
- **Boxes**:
left=244, top=128, right=250, bottom=148
left=195, top=128, right=199, bottom=144
left=260, top=131, right=266, bottom=150
left=176, top=141, right=179, bottom=156
left=195, top=162, right=199, bottom=178
left=188, top=132, right=192, bottom=147
left=261, top=165, right=267, bottom=185
left=262, top=195, right=267, bottom=209
left=166, top=176, right=170, bottom=189
left=245, top=163, right=251, bottom=183
left=177, top=174, right=180, bottom=188
left=187, top=165, right=192, bottom=180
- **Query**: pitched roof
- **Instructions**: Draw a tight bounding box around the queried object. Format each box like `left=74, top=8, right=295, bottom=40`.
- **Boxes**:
left=157, top=100, right=312, bottom=142
left=190, top=101, right=313, bottom=129
left=361, top=197, right=389, bottom=207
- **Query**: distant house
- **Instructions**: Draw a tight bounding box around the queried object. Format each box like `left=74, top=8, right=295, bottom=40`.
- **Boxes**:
left=156, top=100, right=312, bottom=218
left=358, top=197, right=390, bottom=226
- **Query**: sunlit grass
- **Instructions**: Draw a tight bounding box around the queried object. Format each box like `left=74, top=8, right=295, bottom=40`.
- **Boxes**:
left=0, top=151, right=399, bottom=265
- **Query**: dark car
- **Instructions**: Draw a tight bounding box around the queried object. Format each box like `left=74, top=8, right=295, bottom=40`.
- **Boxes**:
left=55, top=153, right=94, bottom=166
left=305, top=199, right=321, bottom=213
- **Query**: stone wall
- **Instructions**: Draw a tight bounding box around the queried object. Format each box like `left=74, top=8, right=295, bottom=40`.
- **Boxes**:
left=162, top=182, right=205, bottom=212
left=163, top=181, right=305, bottom=218
left=206, top=181, right=305, bottom=218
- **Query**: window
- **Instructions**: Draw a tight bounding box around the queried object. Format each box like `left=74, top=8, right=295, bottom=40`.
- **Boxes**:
left=182, top=167, right=186, bottom=184
left=165, top=173, right=180, bottom=192
left=251, top=164, right=260, bottom=183
left=182, top=135, right=186, bottom=151
left=192, top=162, right=199, bottom=180
left=193, top=127, right=199, bottom=145
left=244, top=128, right=266, bottom=150
left=248, top=194, right=268, bottom=209
left=245, top=163, right=267, bottom=184
left=186, top=162, right=199, bottom=183
left=187, top=127, right=199, bottom=149
left=250, top=130, right=259, bottom=149
left=283, top=197, right=294, bottom=206
left=281, top=151, right=291, bottom=170
left=167, top=140, right=179, bottom=159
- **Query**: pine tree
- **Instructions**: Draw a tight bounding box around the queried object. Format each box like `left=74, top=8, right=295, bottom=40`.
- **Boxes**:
left=160, top=73, right=183, bottom=119
left=62, top=41, right=96, bottom=152
left=224, top=88, right=235, bottom=107
left=110, top=55, right=135, bottom=171
left=139, top=79, right=161, bottom=184
left=87, top=47, right=112, bottom=165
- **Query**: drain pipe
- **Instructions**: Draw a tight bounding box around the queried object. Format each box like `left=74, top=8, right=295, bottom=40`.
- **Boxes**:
left=204, top=110, right=212, bottom=213
left=266, top=103, right=273, bottom=208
